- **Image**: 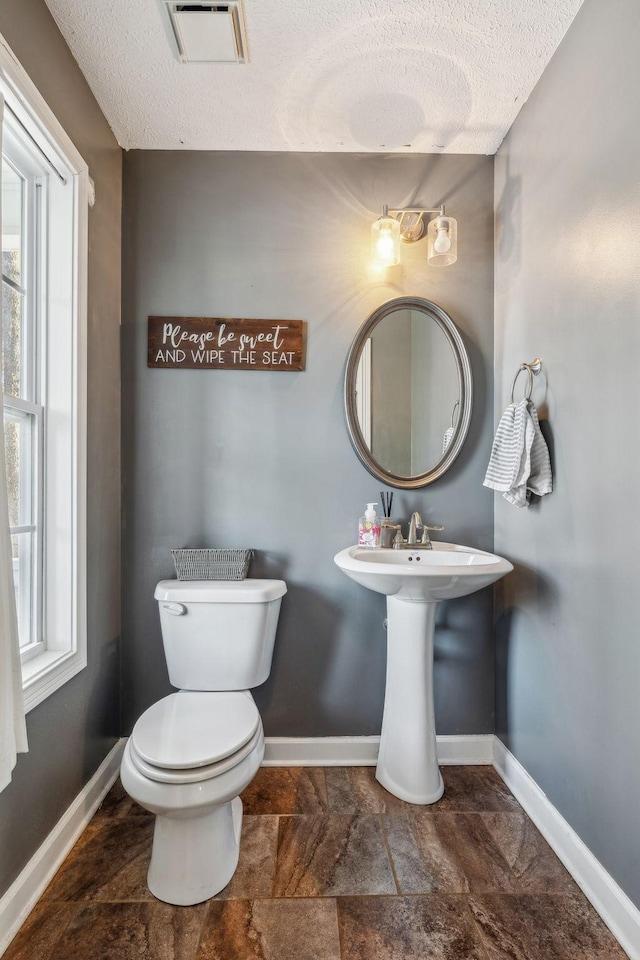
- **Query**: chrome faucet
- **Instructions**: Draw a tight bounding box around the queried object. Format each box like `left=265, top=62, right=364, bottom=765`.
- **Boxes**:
left=399, top=511, right=444, bottom=550
left=407, top=511, right=423, bottom=544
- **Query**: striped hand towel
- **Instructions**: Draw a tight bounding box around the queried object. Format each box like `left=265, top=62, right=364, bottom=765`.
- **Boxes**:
left=483, top=399, right=552, bottom=508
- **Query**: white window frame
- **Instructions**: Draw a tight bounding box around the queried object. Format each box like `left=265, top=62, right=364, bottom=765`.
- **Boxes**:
left=3, top=125, right=47, bottom=665
left=1, top=32, right=92, bottom=712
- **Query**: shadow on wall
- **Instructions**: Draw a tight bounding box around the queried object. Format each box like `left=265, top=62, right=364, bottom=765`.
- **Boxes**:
left=495, top=155, right=522, bottom=275
left=251, top=550, right=290, bottom=582
left=434, top=599, right=483, bottom=663
left=494, top=563, right=558, bottom=744
left=458, top=330, right=487, bottom=488
left=536, top=417, right=555, bottom=500
left=434, top=588, right=494, bottom=734
left=82, top=633, right=121, bottom=780
left=252, top=581, right=343, bottom=736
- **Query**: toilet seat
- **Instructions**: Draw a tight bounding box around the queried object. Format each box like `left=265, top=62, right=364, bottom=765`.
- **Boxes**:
left=130, top=691, right=261, bottom=775
left=128, top=722, right=263, bottom=784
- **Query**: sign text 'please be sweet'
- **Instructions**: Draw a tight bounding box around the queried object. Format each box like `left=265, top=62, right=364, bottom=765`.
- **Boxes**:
left=148, top=317, right=306, bottom=371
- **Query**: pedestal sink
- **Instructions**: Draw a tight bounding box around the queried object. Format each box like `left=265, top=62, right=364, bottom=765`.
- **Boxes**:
left=334, top=543, right=513, bottom=804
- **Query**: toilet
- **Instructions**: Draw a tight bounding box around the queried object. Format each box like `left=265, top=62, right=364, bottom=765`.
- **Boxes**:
left=120, top=577, right=287, bottom=906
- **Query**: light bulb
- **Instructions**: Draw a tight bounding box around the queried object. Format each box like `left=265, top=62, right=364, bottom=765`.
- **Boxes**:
left=434, top=224, right=451, bottom=254
left=377, top=229, right=396, bottom=261
left=427, top=214, right=457, bottom=266
left=371, top=213, right=400, bottom=266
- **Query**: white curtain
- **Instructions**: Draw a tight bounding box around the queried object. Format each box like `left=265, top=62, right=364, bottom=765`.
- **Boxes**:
left=0, top=93, right=29, bottom=792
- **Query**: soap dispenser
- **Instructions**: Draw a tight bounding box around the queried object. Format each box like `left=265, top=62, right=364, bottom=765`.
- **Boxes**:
left=358, top=502, right=381, bottom=549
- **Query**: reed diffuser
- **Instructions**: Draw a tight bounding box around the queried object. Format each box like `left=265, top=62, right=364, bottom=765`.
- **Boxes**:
left=380, top=491, right=395, bottom=548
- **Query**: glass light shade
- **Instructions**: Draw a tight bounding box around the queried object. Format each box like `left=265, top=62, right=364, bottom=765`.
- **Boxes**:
left=371, top=214, right=401, bottom=266
left=427, top=216, right=457, bottom=266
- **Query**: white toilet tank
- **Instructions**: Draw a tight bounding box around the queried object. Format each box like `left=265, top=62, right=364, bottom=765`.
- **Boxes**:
left=154, top=579, right=287, bottom=690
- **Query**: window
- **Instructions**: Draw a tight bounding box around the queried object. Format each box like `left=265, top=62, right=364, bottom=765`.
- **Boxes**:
left=1, top=33, right=91, bottom=711
left=2, top=127, right=45, bottom=665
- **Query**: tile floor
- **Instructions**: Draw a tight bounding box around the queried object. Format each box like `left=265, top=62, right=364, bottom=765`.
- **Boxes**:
left=3, top=766, right=628, bottom=960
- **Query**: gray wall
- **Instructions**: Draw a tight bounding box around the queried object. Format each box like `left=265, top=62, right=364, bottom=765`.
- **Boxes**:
left=0, top=1, right=121, bottom=898
left=122, top=151, right=496, bottom=737
left=494, top=0, right=640, bottom=910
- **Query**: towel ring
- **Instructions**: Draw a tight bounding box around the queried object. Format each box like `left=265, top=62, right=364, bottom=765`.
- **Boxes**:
left=510, top=358, right=542, bottom=404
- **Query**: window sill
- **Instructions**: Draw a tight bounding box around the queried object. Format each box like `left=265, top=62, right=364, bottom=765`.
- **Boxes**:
left=22, top=647, right=86, bottom=713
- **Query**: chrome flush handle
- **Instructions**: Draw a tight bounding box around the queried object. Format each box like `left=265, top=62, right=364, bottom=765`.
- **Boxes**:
left=161, top=601, right=187, bottom=616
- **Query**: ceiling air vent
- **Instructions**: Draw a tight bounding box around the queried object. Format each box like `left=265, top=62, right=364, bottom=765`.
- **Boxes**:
left=165, top=1, right=248, bottom=63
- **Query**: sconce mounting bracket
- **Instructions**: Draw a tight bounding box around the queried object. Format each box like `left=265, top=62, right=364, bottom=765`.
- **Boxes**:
left=386, top=206, right=445, bottom=244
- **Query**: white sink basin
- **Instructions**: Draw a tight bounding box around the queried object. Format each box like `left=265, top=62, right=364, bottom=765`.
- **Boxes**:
left=334, top=542, right=513, bottom=601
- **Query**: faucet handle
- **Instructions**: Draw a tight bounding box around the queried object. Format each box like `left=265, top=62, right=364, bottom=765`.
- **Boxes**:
left=420, top=525, right=444, bottom=545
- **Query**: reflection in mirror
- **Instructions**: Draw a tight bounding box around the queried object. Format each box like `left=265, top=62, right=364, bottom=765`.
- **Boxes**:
left=345, top=298, right=472, bottom=489
left=357, top=310, right=460, bottom=477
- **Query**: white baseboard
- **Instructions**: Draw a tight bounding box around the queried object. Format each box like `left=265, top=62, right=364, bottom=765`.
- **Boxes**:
left=263, top=734, right=494, bottom=767
left=436, top=735, right=494, bottom=765
left=0, top=739, right=125, bottom=957
left=493, top=737, right=639, bottom=960
left=263, top=736, right=379, bottom=766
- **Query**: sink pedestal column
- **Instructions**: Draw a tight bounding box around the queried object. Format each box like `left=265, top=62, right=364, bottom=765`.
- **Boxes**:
left=376, top=596, right=444, bottom=804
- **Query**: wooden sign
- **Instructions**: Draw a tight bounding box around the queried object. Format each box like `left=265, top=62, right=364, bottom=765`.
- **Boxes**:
left=148, top=317, right=306, bottom=371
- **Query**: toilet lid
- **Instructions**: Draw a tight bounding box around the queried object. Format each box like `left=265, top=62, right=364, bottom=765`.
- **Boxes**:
left=128, top=723, right=263, bottom=784
left=131, top=691, right=260, bottom=769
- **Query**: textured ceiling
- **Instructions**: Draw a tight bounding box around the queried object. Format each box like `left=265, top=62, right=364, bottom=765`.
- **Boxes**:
left=44, top=0, right=584, bottom=153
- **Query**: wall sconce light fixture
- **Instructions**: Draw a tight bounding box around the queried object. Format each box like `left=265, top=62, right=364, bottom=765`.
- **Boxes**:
left=371, top=205, right=458, bottom=267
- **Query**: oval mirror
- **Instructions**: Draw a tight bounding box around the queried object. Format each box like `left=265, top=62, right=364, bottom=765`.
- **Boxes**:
left=344, top=297, right=472, bottom=488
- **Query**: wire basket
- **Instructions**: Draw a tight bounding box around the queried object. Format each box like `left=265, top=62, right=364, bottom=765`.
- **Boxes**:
left=171, top=548, right=253, bottom=581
